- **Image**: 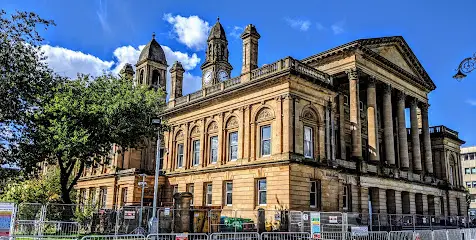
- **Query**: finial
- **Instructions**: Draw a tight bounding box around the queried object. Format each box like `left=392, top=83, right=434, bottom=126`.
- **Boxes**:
left=152, top=32, right=156, bottom=39
left=217, top=16, right=220, bottom=22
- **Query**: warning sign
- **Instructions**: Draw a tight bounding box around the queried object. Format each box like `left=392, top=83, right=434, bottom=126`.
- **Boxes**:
left=0, top=202, right=15, bottom=237
left=310, top=212, right=321, bottom=239
left=176, top=233, right=188, bottom=240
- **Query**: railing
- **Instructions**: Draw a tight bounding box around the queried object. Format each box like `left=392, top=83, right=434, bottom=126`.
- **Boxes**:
left=172, top=57, right=331, bottom=107
left=430, top=125, right=459, bottom=138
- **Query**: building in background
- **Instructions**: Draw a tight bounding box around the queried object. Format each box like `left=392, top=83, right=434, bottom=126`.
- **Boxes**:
left=462, top=146, right=476, bottom=216
left=75, top=19, right=467, bottom=223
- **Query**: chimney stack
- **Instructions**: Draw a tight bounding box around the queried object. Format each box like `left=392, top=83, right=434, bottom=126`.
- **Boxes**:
left=240, top=24, right=260, bottom=82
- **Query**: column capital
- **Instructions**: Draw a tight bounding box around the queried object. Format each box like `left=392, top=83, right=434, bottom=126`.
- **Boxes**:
left=345, top=68, right=360, bottom=80
left=409, top=97, right=419, bottom=106
left=383, top=83, right=392, bottom=94
left=419, top=102, right=430, bottom=110
left=396, top=90, right=406, bottom=101
left=368, top=76, right=377, bottom=87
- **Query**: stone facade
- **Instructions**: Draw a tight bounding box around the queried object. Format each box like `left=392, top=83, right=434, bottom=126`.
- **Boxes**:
left=75, top=22, right=467, bottom=220
left=462, top=146, right=476, bottom=216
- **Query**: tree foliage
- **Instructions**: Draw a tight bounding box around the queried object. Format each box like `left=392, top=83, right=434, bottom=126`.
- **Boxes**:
left=15, top=74, right=166, bottom=203
left=0, top=10, right=57, bottom=161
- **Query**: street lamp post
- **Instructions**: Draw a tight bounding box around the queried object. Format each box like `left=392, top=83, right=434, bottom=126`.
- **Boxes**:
left=138, top=174, right=147, bottom=229
left=149, top=118, right=162, bottom=234
left=453, top=53, right=476, bottom=81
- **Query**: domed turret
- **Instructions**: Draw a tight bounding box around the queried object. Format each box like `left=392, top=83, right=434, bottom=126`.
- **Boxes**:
left=137, top=33, right=167, bottom=65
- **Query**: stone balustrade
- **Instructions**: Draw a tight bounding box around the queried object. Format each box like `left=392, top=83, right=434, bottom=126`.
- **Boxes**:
left=172, top=57, right=332, bottom=107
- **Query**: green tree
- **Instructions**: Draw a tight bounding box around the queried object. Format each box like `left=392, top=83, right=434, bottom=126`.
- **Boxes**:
left=15, top=74, right=166, bottom=204
left=0, top=10, right=58, bottom=162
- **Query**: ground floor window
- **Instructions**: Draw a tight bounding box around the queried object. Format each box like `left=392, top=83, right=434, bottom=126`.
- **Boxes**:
left=257, top=179, right=267, bottom=205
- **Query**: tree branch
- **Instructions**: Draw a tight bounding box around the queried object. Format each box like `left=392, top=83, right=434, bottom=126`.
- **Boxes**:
left=67, top=160, right=85, bottom=193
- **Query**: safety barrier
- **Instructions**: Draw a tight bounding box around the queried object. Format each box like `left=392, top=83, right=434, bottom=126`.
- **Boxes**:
left=147, top=233, right=209, bottom=240
left=80, top=234, right=146, bottom=240
left=210, top=232, right=260, bottom=240
left=261, top=232, right=310, bottom=240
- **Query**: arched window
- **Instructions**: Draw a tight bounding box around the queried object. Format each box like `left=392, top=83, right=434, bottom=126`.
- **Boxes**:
left=152, top=70, right=160, bottom=88
left=255, top=107, right=275, bottom=158
left=175, top=130, right=184, bottom=169
left=190, top=126, right=200, bottom=167
left=449, top=154, right=456, bottom=186
left=225, top=116, right=239, bottom=161
left=207, top=121, right=219, bottom=164
left=300, top=106, right=320, bottom=160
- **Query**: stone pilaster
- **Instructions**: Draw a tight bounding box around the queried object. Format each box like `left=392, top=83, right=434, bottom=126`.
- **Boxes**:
left=409, top=192, right=416, bottom=215
left=420, top=103, right=433, bottom=175
left=396, top=91, right=410, bottom=170
left=382, top=84, right=395, bottom=166
left=346, top=68, right=362, bottom=158
left=410, top=98, right=422, bottom=173
left=422, top=194, right=429, bottom=215
left=366, top=77, right=379, bottom=162
left=338, top=94, right=346, bottom=160
left=395, top=191, right=403, bottom=215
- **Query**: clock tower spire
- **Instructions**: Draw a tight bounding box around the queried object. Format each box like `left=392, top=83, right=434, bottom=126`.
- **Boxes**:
left=201, top=17, right=233, bottom=88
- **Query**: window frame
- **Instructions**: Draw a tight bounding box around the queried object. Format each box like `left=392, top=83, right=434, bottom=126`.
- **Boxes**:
left=304, top=126, right=314, bottom=159
left=472, top=181, right=476, bottom=188
left=310, top=180, right=321, bottom=209
left=205, top=183, right=213, bottom=206
left=467, top=182, right=472, bottom=188
left=192, top=140, right=200, bottom=166
left=471, top=167, right=476, bottom=174
left=210, top=136, right=218, bottom=164
left=343, top=95, right=349, bottom=106
left=224, top=181, right=233, bottom=206
left=229, top=131, right=238, bottom=161
left=99, top=187, right=107, bottom=209
left=343, top=185, right=350, bottom=211
left=121, top=187, right=128, bottom=206
left=466, top=168, right=471, bottom=174
left=187, top=184, right=194, bottom=206
left=177, top=143, right=184, bottom=168
left=260, top=125, right=272, bottom=157
left=257, top=179, right=267, bottom=206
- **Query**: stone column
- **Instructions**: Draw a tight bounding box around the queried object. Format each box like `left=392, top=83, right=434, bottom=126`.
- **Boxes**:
left=420, top=103, right=433, bottom=175
left=396, top=91, right=410, bottom=170
left=410, top=98, right=422, bottom=173
left=346, top=69, right=362, bottom=158
left=367, top=77, right=379, bottom=162
left=339, top=94, right=346, bottom=160
left=395, top=191, right=403, bottom=215
left=382, top=84, right=395, bottom=166
left=409, top=192, right=416, bottom=215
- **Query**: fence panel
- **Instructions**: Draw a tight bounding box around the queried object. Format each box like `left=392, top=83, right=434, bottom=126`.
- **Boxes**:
left=388, top=231, right=413, bottom=240
left=319, top=232, right=343, bottom=240
left=41, top=221, right=79, bottom=236
left=461, top=228, right=472, bottom=240
left=16, top=203, right=44, bottom=221
left=432, top=229, right=447, bottom=240
left=233, top=210, right=258, bottom=232
left=446, top=229, right=461, bottom=240
left=80, top=234, right=145, bottom=240
left=147, top=233, right=209, bottom=240
left=261, top=232, right=310, bottom=240
left=210, top=232, right=260, bottom=240
left=414, top=230, right=432, bottom=240
left=345, top=231, right=388, bottom=240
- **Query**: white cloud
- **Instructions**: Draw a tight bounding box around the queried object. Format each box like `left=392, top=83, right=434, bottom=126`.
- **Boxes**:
left=230, top=26, right=244, bottom=39
left=466, top=99, right=476, bottom=106
left=285, top=18, right=311, bottom=31
left=96, top=0, right=111, bottom=33
left=331, top=20, right=345, bottom=34
left=41, top=45, right=114, bottom=78
left=41, top=43, right=203, bottom=95
left=163, top=13, right=210, bottom=50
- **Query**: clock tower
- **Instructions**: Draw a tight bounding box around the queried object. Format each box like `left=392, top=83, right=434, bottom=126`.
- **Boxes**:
left=201, top=17, right=233, bottom=88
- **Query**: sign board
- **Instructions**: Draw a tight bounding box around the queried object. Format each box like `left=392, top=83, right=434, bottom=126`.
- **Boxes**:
left=0, top=202, right=15, bottom=237
left=310, top=212, right=321, bottom=239
left=275, top=213, right=281, bottom=221
left=302, top=214, right=309, bottom=221
left=422, top=217, right=427, bottom=224
left=164, top=208, right=171, bottom=216
left=176, top=233, right=188, bottom=240
left=351, top=226, right=368, bottom=237
left=329, top=216, right=338, bottom=223
left=124, top=210, right=136, bottom=220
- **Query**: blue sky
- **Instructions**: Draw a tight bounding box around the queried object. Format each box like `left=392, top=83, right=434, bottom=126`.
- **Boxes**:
left=3, top=0, right=476, bottom=146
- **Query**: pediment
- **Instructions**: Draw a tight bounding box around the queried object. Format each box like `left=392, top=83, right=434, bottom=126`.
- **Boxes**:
left=367, top=44, right=418, bottom=77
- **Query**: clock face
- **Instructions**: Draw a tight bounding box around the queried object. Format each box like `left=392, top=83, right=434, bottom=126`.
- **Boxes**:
left=204, top=70, right=213, bottom=84
left=218, top=70, right=229, bottom=81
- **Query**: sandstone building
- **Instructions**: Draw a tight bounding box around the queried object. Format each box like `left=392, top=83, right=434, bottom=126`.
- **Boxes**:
left=75, top=19, right=467, bottom=223
left=462, top=146, right=476, bottom=216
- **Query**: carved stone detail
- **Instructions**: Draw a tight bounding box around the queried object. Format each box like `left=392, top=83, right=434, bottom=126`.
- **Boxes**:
left=383, top=83, right=392, bottom=94
left=191, top=126, right=200, bottom=137
left=345, top=68, right=359, bottom=80
left=256, top=108, right=274, bottom=122
left=175, top=130, right=184, bottom=141
left=396, top=90, right=406, bottom=101
left=226, top=117, right=239, bottom=129
left=207, top=121, right=218, bottom=133
left=302, top=108, right=316, bottom=121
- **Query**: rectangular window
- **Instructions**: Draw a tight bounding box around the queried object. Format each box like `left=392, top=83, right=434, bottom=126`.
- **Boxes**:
left=99, top=187, right=107, bottom=209
left=472, top=167, right=476, bottom=174
left=465, top=154, right=470, bottom=160
left=467, top=182, right=472, bottom=188
left=304, top=126, right=313, bottom=158
left=457, top=198, right=462, bottom=216
left=79, top=189, right=86, bottom=205
left=89, top=188, right=96, bottom=205
left=359, top=101, right=364, bottom=111
left=187, top=184, right=194, bottom=206
left=471, top=153, right=475, bottom=160
left=205, top=183, right=212, bottom=206
left=343, top=95, right=349, bottom=106
left=173, top=185, right=178, bottom=195
left=121, top=188, right=128, bottom=206
left=310, top=180, right=321, bottom=209
left=229, top=132, right=238, bottom=161
left=449, top=166, right=454, bottom=185
left=210, top=136, right=218, bottom=163
left=260, top=126, right=271, bottom=157
left=177, top=144, right=184, bottom=168
left=192, top=140, right=200, bottom=166
left=257, top=179, right=267, bottom=205
left=225, top=181, right=233, bottom=206
left=343, top=185, right=351, bottom=211
left=472, top=181, right=476, bottom=188
left=466, top=168, right=471, bottom=174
